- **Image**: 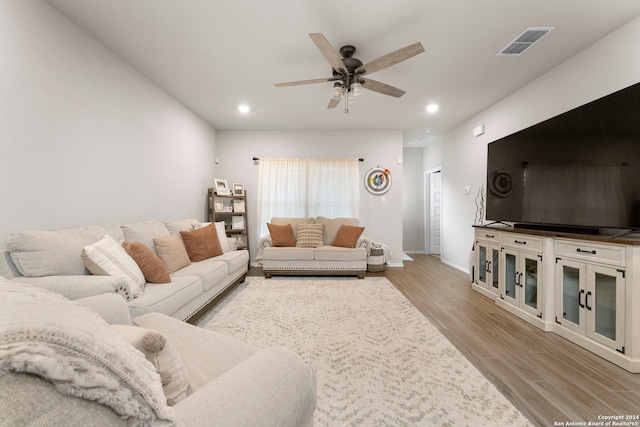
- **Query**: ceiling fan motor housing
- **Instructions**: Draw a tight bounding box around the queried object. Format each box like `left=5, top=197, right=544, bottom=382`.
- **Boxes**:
left=333, top=45, right=364, bottom=87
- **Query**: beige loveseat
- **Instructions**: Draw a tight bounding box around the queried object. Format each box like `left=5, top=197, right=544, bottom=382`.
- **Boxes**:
left=0, top=219, right=248, bottom=322
left=0, top=279, right=316, bottom=426
left=257, top=217, right=370, bottom=279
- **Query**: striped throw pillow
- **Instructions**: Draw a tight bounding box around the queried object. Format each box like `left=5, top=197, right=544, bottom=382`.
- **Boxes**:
left=82, top=234, right=146, bottom=297
left=296, top=223, right=324, bottom=248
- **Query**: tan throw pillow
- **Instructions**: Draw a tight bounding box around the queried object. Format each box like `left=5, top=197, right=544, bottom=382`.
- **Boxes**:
left=111, top=324, right=192, bottom=406
left=82, top=235, right=146, bottom=297
left=180, top=223, right=223, bottom=262
left=153, top=234, right=191, bottom=273
left=296, top=223, right=324, bottom=248
left=331, top=225, right=365, bottom=248
left=122, top=242, right=171, bottom=284
left=267, top=223, right=296, bottom=247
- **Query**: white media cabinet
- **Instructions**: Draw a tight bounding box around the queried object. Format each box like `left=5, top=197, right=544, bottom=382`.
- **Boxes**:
left=473, top=225, right=640, bottom=372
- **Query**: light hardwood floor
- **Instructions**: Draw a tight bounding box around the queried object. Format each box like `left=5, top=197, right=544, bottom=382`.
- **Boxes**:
left=249, top=254, right=640, bottom=426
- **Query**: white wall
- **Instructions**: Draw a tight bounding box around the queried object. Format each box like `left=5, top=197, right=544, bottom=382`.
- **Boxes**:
left=402, top=147, right=424, bottom=253
left=426, top=15, right=640, bottom=272
left=215, top=130, right=404, bottom=265
left=0, top=0, right=217, bottom=245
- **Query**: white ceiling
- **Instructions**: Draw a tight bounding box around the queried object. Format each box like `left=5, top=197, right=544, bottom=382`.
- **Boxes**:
left=46, top=0, right=640, bottom=146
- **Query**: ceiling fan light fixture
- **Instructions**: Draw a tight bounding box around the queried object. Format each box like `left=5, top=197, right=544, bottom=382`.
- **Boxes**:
left=332, top=82, right=343, bottom=99
left=347, top=92, right=357, bottom=103
left=350, top=82, right=362, bottom=96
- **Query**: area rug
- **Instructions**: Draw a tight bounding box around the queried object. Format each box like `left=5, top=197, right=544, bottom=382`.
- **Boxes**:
left=198, top=276, right=532, bottom=426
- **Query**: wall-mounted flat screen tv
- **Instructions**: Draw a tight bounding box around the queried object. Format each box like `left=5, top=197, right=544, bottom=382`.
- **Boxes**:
left=486, top=81, right=640, bottom=233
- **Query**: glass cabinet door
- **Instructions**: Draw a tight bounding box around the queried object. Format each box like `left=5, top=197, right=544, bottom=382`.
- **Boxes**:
left=491, top=248, right=500, bottom=292
left=503, top=251, right=518, bottom=303
left=587, top=265, right=625, bottom=351
left=522, top=256, right=539, bottom=314
left=562, top=265, right=581, bottom=326
left=477, top=244, right=487, bottom=285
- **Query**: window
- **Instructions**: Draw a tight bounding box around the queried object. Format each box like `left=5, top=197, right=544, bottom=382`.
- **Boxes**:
left=257, top=158, right=360, bottom=237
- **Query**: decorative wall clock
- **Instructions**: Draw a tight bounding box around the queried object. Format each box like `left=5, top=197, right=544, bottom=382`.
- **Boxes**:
left=364, top=167, right=391, bottom=194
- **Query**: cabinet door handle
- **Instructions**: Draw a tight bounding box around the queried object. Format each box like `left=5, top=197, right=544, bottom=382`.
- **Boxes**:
left=485, top=234, right=495, bottom=238
left=487, top=261, right=492, bottom=274
left=514, top=240, right=527, bottom=245
left=576, top=248, right=596, bottom=255
left=519, top=273, right=523, bottom=287
left=579, top=289, right=585, bottom=308
left=585, top=291, right=592, bottom=311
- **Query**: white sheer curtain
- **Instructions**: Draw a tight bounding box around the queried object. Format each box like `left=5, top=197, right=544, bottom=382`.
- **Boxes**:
left=257, top=158, right=360, bottom=237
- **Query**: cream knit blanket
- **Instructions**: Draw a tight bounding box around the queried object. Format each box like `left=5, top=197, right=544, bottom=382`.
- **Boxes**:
left=0, top=279, right=175, bottom=426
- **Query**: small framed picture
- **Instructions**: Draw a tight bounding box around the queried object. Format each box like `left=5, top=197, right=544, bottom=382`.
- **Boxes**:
left=214, top=201, right=224, bottom=212
left=233, top=183, right=245, bottom=196
left=214, top=179, right=231, bottom=195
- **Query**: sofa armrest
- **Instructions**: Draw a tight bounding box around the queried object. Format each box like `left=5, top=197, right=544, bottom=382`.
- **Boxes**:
left=356, top=236, right=371, bottom=249
left=174, top=346, right=316, bottom=427
left=78, top=293, right=133, bottom=325
left=11, top=275, right=132, bottom=301
left=254, top=235, right=273, bottom=263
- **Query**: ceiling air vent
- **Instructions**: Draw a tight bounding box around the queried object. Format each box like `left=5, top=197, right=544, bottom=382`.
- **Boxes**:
left=498, top=27, right=554, bottom=56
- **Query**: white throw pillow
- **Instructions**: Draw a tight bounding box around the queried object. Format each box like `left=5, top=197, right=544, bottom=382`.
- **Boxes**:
left=82, top=235, right=146, bottom=297
left=192, top=221, right=230, bottom=253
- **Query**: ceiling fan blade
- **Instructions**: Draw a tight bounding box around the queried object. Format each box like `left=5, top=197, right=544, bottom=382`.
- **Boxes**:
left=360, top=78, right=406, bottom=98
left=327, top=98, right=341, bottom=109
left=275, top=77, right=335, bottom=87
left=309, top=33, right=346, bottom=73
left=356, top=42, right=425, bottom=75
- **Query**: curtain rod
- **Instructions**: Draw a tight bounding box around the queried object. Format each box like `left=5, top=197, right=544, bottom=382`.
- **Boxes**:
left=252, top=157, right=364, bottom=162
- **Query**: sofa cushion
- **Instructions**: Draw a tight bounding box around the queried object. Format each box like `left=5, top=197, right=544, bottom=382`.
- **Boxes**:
left=128, top=275, right=202, bottom=318
left=154, top=235, right=191, bottom=273
left=263, top=247, right=315, bottom=261
left=315, top=246, right=367, bottom=261
left=331, top=225, right=366, bottom=248
left=315, top=217, right=360, bottom=245
left=172, top=259, right=228, bottom=292
left=180, top=224, right=223, bottom=262
left=111, top=324, right=192, bottom=406
left=132, top=312, right=258, bottom=391
left=122, top=241, right=171, bottom=284
left=121, top=220, right=170, bottom=256
left=81, top=235, right=146, bottom=297
left=267, top=223, right=296, bottom=247
left=210, top=250, right=250, bottom=274
left=163, top=219, right=198, bottom=235
left=270, top=217, right=315, bottom=240
left=5, top=223, right=124, bottom=277
left=296, top=224, right=324, bottom=248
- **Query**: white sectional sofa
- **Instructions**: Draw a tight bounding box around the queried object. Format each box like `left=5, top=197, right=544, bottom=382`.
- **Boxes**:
left=257, top=217, right=370, bottom=279
left=0, top=219, right=248, bottom=322
left=0, top=280, right=316, bottom=426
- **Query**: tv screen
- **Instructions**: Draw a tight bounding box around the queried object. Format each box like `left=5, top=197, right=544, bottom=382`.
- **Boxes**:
left=486, top=81, right=640, bottom=232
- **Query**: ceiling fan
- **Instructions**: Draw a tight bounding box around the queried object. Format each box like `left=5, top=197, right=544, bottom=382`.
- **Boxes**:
left=275, top=33, right=425, bottom=113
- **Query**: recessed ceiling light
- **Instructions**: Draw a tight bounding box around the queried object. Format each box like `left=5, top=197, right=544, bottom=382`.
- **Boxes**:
left=238, top=105, right=250, bottom=114
left=426, top=104, right=439, bottom=113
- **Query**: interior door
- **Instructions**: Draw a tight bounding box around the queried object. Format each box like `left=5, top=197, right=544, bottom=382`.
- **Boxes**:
left=428, top=170, right=442, bottom=255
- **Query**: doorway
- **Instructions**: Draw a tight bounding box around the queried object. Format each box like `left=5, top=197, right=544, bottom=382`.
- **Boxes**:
left=425, top=167, right=442, bottom=255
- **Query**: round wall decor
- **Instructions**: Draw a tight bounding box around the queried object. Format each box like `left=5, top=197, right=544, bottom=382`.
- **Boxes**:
left=364, top=167, right=391, bottom=194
